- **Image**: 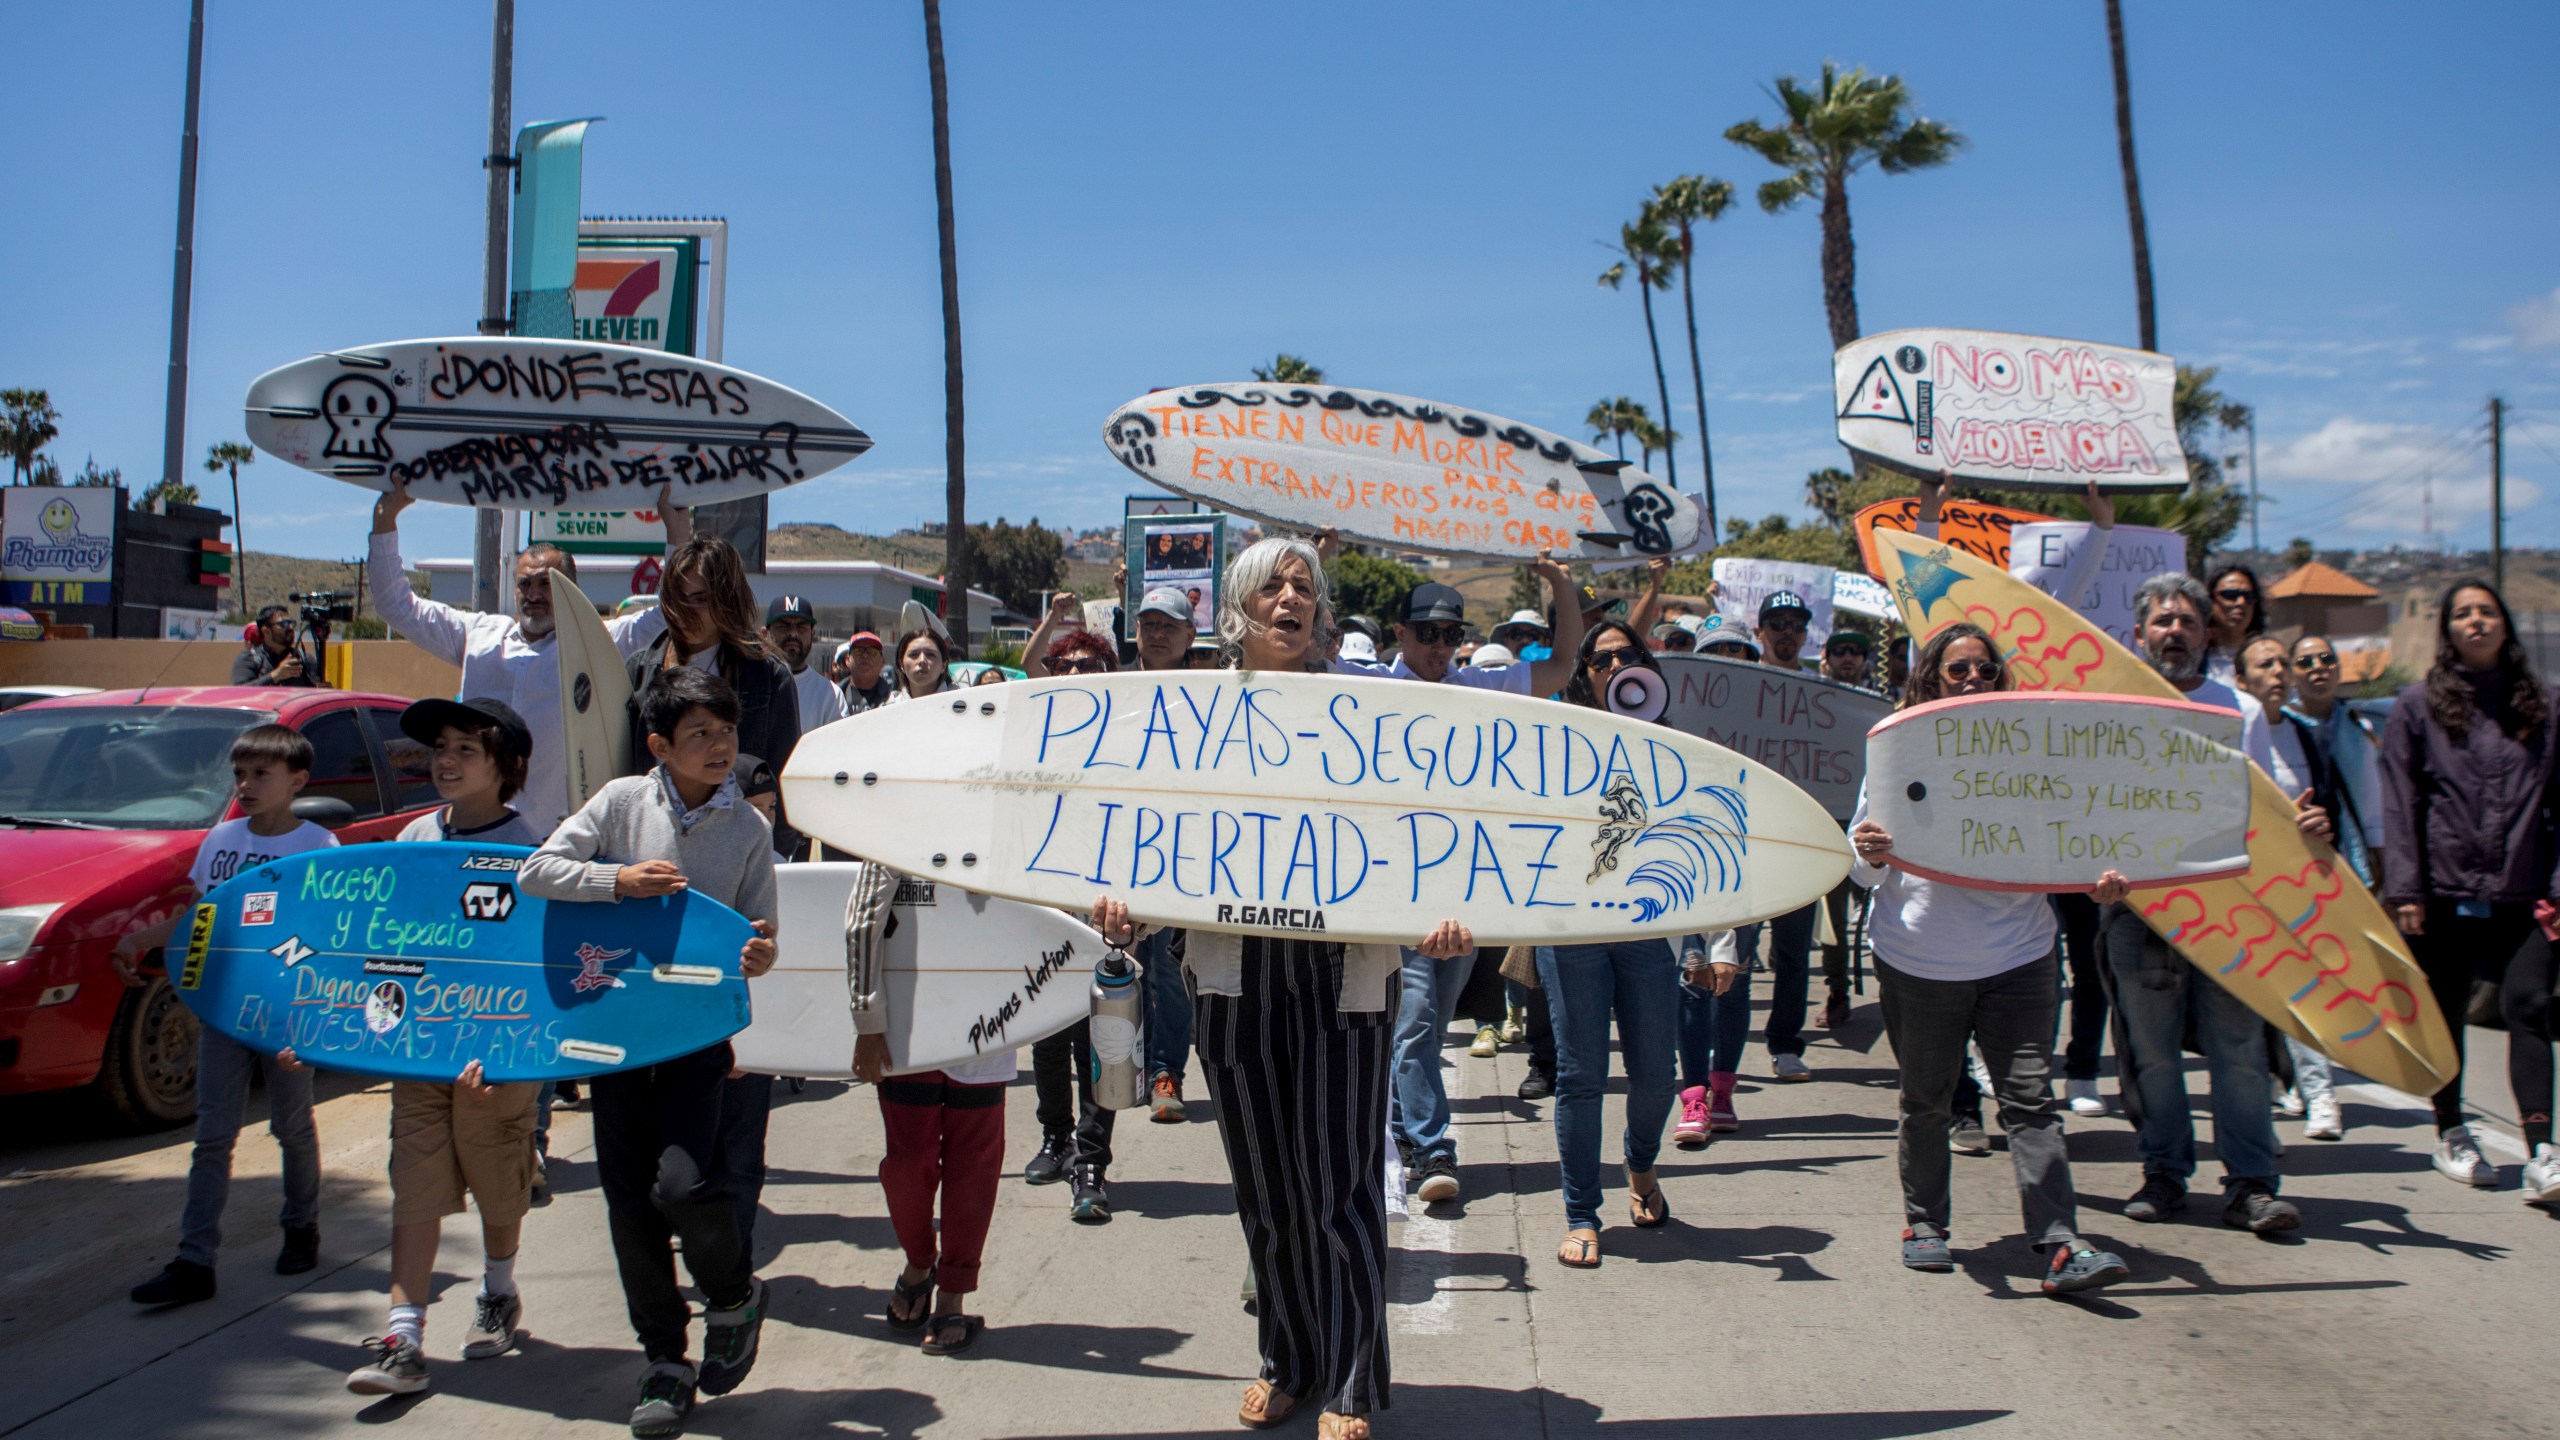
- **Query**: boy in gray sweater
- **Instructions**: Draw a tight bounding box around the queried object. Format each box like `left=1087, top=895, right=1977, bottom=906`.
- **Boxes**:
left=519, top=667, right=778, bottom=1439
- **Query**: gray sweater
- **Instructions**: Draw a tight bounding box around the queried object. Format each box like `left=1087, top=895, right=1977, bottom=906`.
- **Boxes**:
left=519, top=770, right=779, bottom=930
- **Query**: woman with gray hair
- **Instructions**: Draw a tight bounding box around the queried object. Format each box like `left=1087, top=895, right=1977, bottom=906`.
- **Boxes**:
left=1089, top=536, right=1474, bottom=1439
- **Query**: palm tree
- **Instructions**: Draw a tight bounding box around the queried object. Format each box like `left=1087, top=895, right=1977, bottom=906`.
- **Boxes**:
left=2105, top=0, right=2158, bottom=351
left=1585, top=396, right=1642, bottom=462
left=922, top=0, right=971, bottom=649
left=1648, top=174, right=1733, bottom=534
left=3, top=388, right=60, bottom=484
left=1598, top=216, right=1679, bottom=487
left=1726, top=64, right=1965, bottom=351
left=1252, top=354, right=1325, bottom=384
left=206, top=440, right=253, bottom=600
left=1633, top=416, right=1678, bottom=474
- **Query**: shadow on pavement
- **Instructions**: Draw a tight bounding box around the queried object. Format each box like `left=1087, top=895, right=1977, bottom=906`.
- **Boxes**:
left=998, top=1386, right=2012, bottom=1438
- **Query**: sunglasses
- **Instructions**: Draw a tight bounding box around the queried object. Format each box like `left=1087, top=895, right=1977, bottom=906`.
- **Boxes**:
left=1939, top=659, right=2002, bottom=681
left=1703, top=643, right=1755, bottom=659
left=1586, top=648, right=1644, bottom=671
left=2293, top=653, right=2339, bottom=671
left=1052, top=658, right=1110, bottom=675
left=1761, top=615, right=1809, bottom=632
left=2213, top=588, right=2255, bottom=603
left=1658, top=634, right=1696, bottom=651
left=1408, top=623, right=1466, bottom=645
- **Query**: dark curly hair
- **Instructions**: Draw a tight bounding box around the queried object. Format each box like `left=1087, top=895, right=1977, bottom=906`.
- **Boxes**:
left=1562, top=620, right=1661, bottom=711
left=1902, top=623, right=2008, bottom=709
left=2424, top=578, right=2546, bottom=742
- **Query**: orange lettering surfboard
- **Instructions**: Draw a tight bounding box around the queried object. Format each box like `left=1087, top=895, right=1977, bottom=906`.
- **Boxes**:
left=1869, top=527, right=2454, bottom=1096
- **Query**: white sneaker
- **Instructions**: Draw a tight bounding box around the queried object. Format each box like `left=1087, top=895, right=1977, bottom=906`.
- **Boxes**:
left=2523, top=1144, right=2560, bottom=1204
left=2302, top=1094, right=2345, bottom=1141
left=462, top=1289, right=523, bottom=1360
left=347, top=1335, right=428, bottom=1395
left=2064, top=1079, right=2106, bottom=1117
left=1771, top=1053, right=1813, bottom=1083
left=1967, top=1051, right=1994, bottom=1094
left=2274, top=1087, right=2306, bottom=1118
left=2432, top=1125, right=2499, bottom=1188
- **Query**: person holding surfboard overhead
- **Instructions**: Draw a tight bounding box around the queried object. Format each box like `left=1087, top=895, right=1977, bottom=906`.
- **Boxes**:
left=369, top=481, right=691, bottom=836
left=1084, top=535, right=1475, bottom=1440
left=1848, top=623, right=2135, bottom=1295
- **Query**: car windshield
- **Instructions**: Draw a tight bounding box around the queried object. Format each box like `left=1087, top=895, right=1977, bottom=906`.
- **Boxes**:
left=0, top=705, right=268, bottom=831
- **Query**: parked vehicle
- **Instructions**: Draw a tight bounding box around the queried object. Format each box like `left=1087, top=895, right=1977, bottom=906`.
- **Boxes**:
left=0, top=685, right=98, bottom=714
left=0, top=687, right=438, bottom=1126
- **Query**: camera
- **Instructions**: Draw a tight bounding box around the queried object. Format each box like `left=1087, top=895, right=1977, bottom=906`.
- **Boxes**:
left=292, top=590, right=355, bottom=630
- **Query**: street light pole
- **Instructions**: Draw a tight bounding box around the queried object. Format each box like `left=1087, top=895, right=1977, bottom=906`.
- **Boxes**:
left=471, top=0, right=515, bottom=616
left=159, top=0, right=205, bottom=521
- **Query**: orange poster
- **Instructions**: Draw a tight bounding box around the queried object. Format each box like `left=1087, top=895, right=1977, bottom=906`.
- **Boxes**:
left=1853, top=495, right=2054, bottom=576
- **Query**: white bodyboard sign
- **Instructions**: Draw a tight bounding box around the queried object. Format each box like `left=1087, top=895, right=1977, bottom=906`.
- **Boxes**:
left=1835, top=328, right=2186, bottom=495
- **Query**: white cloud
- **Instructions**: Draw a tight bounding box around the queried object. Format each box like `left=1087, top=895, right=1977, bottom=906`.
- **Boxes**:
left=2259, top=416, right=2470, bottom=486
left=2509, top=286, right=2560, bottom=349
left=2455, top=334, right=2513, bottom=353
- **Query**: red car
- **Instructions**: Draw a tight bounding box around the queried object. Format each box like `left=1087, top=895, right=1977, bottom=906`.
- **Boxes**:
left=0, top=686, right=440, bottom=1126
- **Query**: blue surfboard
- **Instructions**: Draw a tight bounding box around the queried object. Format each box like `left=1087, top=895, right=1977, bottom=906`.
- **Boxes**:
left=176, top=842, right=755, bottom=1083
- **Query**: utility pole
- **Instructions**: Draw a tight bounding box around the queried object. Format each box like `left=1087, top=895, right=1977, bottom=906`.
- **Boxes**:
left=2490, top=395, right=2506, bottom=594
left=471, top=0, right=515, bottom=616
left=159, top=0, right=205, bottom=528
left=2245, top=410, right=2260, bottom=556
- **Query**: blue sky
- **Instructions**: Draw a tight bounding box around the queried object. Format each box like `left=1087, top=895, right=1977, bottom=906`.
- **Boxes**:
left=7, top=1, right=2557, bottom=566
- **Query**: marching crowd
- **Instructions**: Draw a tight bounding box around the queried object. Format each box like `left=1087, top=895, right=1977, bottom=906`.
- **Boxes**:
left=109, top=478, right=2559, bottom=1440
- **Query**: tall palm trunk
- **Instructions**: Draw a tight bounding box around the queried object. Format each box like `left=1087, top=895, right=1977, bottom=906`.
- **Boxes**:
left=2106, top=0, right=2158, bottom=351
left=1818, top=170, right=1859, bottom=351
left=924, top=0, right=971, bottom=650
left=1674, top=223, right=1716, bottom=535
left=1637, top=283, right=1677, bottom=488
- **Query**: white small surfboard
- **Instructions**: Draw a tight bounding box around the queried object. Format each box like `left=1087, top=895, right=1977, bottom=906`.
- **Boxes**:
left=1833, top=328, right=2186, bottom=495
left=780, top=669, right=1849, bottom=946
left=732, top=863, right=1102, bottom=1078
left=244, top=336, right=870, bottom=509
left=550, top=569, right=632, bottom=817
left=1862, top=692, right=2250, bottom=891
left=1102, top=384, right=1705, bottom=562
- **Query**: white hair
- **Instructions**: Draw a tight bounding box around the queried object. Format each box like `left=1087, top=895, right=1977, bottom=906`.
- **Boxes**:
left=1216, top=536, right=1335, bottom=670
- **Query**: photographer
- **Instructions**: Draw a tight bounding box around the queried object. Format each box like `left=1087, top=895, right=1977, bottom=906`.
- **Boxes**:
left=231, top=605, right=327, bottom=688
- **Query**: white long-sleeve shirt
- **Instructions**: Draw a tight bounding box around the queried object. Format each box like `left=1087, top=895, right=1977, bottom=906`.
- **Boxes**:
left=368, top=530, right=667, bottom=836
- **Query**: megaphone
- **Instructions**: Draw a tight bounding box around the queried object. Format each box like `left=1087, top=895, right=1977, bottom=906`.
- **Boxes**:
left=1605, top=663, right=1668, bottom=722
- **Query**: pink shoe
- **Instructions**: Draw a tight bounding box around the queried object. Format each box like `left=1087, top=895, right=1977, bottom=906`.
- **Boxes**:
left=1707, top=1072, right=1740, bottom=1133
left=1673, top=1086, right=1711, bottom=1149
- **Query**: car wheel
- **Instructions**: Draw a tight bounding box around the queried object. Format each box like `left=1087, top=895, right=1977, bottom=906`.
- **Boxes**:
left=96, top=972, right=199, bottom=1129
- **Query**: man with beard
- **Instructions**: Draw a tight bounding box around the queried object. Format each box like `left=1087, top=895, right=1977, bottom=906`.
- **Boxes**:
left=2104, top=572, right=2303, bottom=1235
left=763, top=596, right=848, bottom=738
left=836, top=632, right=893, bottom=714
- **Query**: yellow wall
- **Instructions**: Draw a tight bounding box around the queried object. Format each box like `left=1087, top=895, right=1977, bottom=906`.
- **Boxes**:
left=0, top=640, right=460, bottom=700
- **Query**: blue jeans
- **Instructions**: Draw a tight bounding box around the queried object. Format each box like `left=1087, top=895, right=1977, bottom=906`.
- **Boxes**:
left=1748, top=903, right=1817, bottom=1058
left=1678, top=931, right=1755, bottom=1084
left=1390, top=946, right=1477, bottom=1162
left=179, top=1030, right=320, bottom=1267
left=1539, top=938, right=1679, bottom=1231
left=2102, top=906, right=2280, bottom=1189
left=1140, top=927, right=1191, bottom=1087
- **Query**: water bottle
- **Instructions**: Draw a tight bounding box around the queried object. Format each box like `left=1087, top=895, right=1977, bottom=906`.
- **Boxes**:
left=1087, top=946, right=1148, bottom=1111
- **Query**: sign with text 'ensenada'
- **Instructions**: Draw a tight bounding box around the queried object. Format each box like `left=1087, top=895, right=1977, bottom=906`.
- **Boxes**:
left=1103, top=384, right=1705, bottom=563
left=243, top=337, right=870, bottom=511
left=1835, top=329, right=2186, bottom=495
left=1, top=486, right=116, bottom=604
left=2009, top=522, right=2184, bottom=652
left=1658, top=653, right=1889, bottom=822
left=1864, top=692, right=2252, bottom=891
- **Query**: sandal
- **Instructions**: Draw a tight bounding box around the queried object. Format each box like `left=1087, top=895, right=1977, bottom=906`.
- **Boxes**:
left=1240, top=1378, right=1298, bottom=1429
left=886, top=1267, right=935, bottom=1331
left=1628, top=1170, right=1670, bottom=1228
left=1317, top=1414, right=1372, bottom=1439
left=921, top=1312, right=984, bottom=1356
left=1557, top=1229, right=1602, bottom=1268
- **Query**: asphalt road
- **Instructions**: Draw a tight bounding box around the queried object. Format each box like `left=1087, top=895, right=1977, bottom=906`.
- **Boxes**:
left=1, top=987, right=2550, bottom=1440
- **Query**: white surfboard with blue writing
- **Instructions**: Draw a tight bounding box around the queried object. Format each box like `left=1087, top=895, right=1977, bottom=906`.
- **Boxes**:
left=1863, top=692, right=2251, bottom=891
left=780, top=671, right=1850, bottom=947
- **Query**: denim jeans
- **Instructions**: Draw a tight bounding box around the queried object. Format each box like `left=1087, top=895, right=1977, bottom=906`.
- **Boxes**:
left=1751, top=902, right=1818, bottom=1058
left=1539, top=938, right=1679, bottom=1231
left=2101, top=905, right=2280, bottom=1189
left=2282, top=1035, right=2334, bottom=1108
left=535, top=1080, right=557, bottom=1151
left=179, top=1030, right=321, bottom=1267
left=1140, top=927, right=1192, bottom=1088
left=1676, top=931, right=1753, bottom=1084
left=1390, top=946, right=1478, bottom=1162
left=1876, top=952, right=2079, bottom=1248
left=1509, top=977, right=1554, bottom=1078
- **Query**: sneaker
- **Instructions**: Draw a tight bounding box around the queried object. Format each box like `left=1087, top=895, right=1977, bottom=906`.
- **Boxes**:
left=2122, top=1174, right=2186, bottom=1223
left=1413, top=1153, right=1460, bottom=1204
left=462, top=1289, right=523, bottom=1360
left=2303, top=1094, right=2345, bottom=1141
left=1820, top=990, right=1850, bottom=1028
left=1900, top=1224, right=1953, bottom=1272
left=2041, top=1243, right=2130, bottom=1296
left=1950, top=1112, right=1992, bottom=1156
left=1967, top=1050, right=1995, bottom=1096
left=2273, top=1087, right=2307, bottom=1118
left=630, top=1360, right=697, bottom=1438
left=530, top=1152, right=552, bottom=1209
left=1707, top=1077, right=1739, bottom=1132
left=1069, top=1164, right=1112, bottom=1224
left=276, top=1225, right=320, bottom=1276
left=2064, top=1079, right=2106, bottom=1117
left=1517, top=1068, right=1554, bottom=1101
left=2223, top=1180, right=2301, bottom=1233
left=554, top=1080, right=582, bottom=1107
left=1149, top=1073, right=1187, bottom=1123
left=1771, top=1053, right=1813, bottom=1083
left=2433, top=1125, right=2498, bottom=1188
left=346, top=1335, right=429, bottom=1396
left=1024, top=1132, right=1071, bottom=1185
left=1469, top=1025, right=1500, bottom=1058
left=129, top=1259, right=216, bottom=1307
left=1673, top=1086, right=1711, bottom=1150
left=697, top=1278, right=767, bottom=1396
left=2522, top=1143, right=2560, bottom=1204
left=1500, top=1003, right=1527, bottom=1046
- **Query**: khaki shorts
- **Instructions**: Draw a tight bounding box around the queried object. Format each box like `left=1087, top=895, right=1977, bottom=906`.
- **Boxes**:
left=388, top=1079, right=540, bottom=1226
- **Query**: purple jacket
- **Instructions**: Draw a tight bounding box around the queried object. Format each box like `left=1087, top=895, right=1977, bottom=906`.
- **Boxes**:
left=2379, top=675, right=2560, bottom=906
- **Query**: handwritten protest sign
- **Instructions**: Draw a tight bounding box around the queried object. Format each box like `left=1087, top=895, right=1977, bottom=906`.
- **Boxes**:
left=1710, top=557, right=1834, bottom=649
left=1853, top=494, right=2055, bottom=576
left=2009, top=522, right=2183, bottom=651
left=1835, top=328, right=2187, bottom=495
left=1659, top=653, right=1889, bottom=821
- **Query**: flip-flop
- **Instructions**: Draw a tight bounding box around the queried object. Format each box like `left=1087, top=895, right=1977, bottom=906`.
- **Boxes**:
left=1628, top=1177, right=1670, bottom=1229
left=921, top=1313, right=984, bottom=1356
left=885, top=1269, right=935, bottom=1331
left=1557, top=1231, right=1602, bottom=1268
left=1240, top=1378, right=1298, bottom=1428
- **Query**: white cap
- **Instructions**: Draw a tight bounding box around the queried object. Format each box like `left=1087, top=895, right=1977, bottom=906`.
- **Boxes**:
left=1338, top=631, right=1379, bottom=663
left=1470, top=642, right=1519, bottom=668
left=1496, top=608, right=1549, bottom=634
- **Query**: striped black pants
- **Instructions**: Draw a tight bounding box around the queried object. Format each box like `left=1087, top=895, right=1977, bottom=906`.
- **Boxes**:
left=1195, top=938, right=1395, bottom=1416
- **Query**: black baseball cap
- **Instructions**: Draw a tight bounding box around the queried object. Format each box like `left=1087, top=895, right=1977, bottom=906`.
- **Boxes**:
left=399, top=696, right=533, bottom=760
left=734, top=752, right=778, bottom=798
left=1401, top=583, right=1467, bottom=624
left=1825, top=628, right=1873, bottom=654
left=765, top=595, right=817, bottom=623
left=1758, top=591, right=1811, bottom=623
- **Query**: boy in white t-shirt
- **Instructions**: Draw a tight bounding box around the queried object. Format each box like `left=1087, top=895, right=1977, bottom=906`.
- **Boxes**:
left=123, top=724, right=339, bottom=1306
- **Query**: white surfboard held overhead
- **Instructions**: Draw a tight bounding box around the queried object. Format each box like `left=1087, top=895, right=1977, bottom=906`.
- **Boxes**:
left=244, top=336, right=870, bottom=509
left=1862, top=692, right=2251, bottom=891
left=1102, top=384, right=1706, bottom=562
left=782, top=670, right=1849, bottom=947
left=549, top=570, right=632, bottom=819
left=1832, top=328, right=2186, bottom=495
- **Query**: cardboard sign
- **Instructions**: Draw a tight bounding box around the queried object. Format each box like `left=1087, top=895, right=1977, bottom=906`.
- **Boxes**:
left=1711, top=557, right=1834, bottom=650
left=1831, top=571, right=1894, bottom=619
left=1853, top=495, right=2055, bottom=575
left=2009, top=522, right=2183, bottom=652
left=1835, top=328, right=2186, bottom=495
left=1658, top=653, right=1890, bottom=822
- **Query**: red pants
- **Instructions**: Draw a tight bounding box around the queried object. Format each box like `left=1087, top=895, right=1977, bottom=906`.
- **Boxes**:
left=877, top=1072, right=1006, bottom=1294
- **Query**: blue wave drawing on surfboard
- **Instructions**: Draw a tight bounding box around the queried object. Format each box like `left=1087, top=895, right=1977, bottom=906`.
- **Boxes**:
left=1622, top=784, right=1750, bottom=924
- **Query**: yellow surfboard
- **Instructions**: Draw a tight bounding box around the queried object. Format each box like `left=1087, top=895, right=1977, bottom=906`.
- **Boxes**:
left=1870, top=527, right=2454, bottom=1096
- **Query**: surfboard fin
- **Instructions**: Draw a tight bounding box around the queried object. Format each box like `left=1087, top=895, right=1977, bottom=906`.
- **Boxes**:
left=1579, top=531, right=1633, bottom=549
left=1576, top=459, right=1631, bottom=477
